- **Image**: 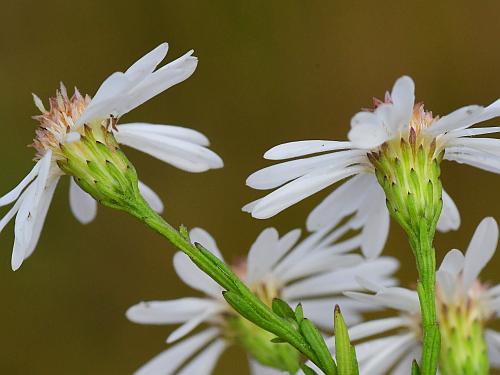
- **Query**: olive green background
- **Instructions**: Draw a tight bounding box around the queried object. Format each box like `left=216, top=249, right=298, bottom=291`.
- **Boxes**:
left=1, top=1, right=500, bottom=374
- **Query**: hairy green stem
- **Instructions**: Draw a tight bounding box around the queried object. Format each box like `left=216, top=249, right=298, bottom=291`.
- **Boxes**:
left=125, top=194, right=335, bottom=375
left=410, top=221, right=440, bottom=375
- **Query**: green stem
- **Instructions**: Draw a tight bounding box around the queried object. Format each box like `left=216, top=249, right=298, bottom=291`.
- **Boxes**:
left=125, top=195, right=335, bottom=375
left=411, top=221, right=440, bottom=375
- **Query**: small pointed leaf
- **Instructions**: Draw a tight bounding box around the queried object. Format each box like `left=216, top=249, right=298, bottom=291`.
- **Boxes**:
left=272, top=298, right=296, bottom=321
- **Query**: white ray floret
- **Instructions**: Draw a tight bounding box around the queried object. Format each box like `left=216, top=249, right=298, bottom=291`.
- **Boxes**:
left=245, top=76, right=500, bottom=257
left=344, top=217, right=500, bottom=374
left=0, top=43, right=223, bottom=270
left=127, top=224, right=399, bottom=374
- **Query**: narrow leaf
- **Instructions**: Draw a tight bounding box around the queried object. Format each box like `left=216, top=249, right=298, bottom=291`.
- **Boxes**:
left=334, top=305, right=359, bottom=375
left=295, top=303, right=304, bottom=324
left=412, top=360, right=421, bottom=375
left=300, top=318, right=337, bottom=375
left=223, top=291, right=276, bottom=332
left=300, top=364, right=319, bottom=375
left=272, top=298, right=296, bottom=321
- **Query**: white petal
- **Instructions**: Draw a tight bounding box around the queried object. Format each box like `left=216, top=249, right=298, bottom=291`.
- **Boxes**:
left=445, top=146, right=500, bottom=174
left=390, top=348, right=421, bottom=375
left=446, top=137, right=500, bottom=155
left=469, top=98, right=500, bottom=124
left=449, top=126, right=500, bottom=138
left=173, top=252, right=223, bottom=298
left=94, top=43, right=169, bottom=106
left=436, top=188, right=460, bottom=232
left=348, top=317, right=410, bottom=341
left=167, top=306, right=224, bottom=343
left=247, top=150, right=365, bottom=190
left=427, top=105, right=484, bottom=135
left=250, top=165, right=365, bottom=219
left=462, top=217, right=498, bottom=290
left=115, top=129, right=223, bottom=173
left=355, top=336, right=398, bottom=362
left=359, top=333, right=416, bottom=375
left=78, top=72, right=137, bottom=125
left=345, top=287, right=419, bottom=314
left=0, top=161, right=40, bottom=207
left=125, top=50, right=198, bottom=116
left=125, top=43, right=169, bottom=79
left=93, top=43, right=168, bottom=104
left=389, top=76, right=415, bottom=133
left=126, top=298, right=219, bottom=325
left=360, top=191, right=390, bottom=259
left=11, top=152, right=54, bottom=270
left=189, top=228, right=224, bottom=260
left=264, top=140, right=352, bottom=160
left=78, top=48, right=197, bottom=125
left=298, top=298, right=375, bottom=329
left=280, top=253, right=362, bottom=284
left=282, top=257, right=399, bottom=300
left=306, top=173, right=374, bottom=231
left=438, top=248, right=465, bottom=274
left=138, top=180, right=164, bottom=214
left=248, top=359, right=283, bottom=375
left=272, top=225, right=334, bottom=276
left=242, top=198, right=262, bottom=214
left=348, top=112, right=389, bottom=149
left=247, top=228, right=300, bottom=284
left=118, top=123, right=209, bottom=146
left=0, top=186, right=27, bottom=234
left=176, top=339, right=226, bottom=375
left=22, top=177, right=59, bottom=261
left=133, top=328, right=219, bottom=375
left=69, top=178, right=97, bottom=224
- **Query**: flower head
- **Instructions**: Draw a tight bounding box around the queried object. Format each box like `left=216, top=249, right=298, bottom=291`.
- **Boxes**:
left=245, top=76, right=500, bottom=257
left=345, top=217, right=500, bottom=374
left=0, top=43, right=223, bottom=270
left=127, top=224, right=398, bottom=374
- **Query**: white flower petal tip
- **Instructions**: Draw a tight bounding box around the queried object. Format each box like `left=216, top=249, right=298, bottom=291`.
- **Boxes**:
left=462, top=216, right=498, bottom=289
left=241, top=199, right=260, bottom=214
left=69, top=178, right=97, bottom=224
left=263, top=140, right=352, bottom=160
left=138, top=181, right=164, bottom=214
left=436, top=189, right=461, bottom=232
left=76, top=43, right=198, bottom=127
left=392, top=76, right=415, bottom=99
left=11, top=251, right=24, bottom=271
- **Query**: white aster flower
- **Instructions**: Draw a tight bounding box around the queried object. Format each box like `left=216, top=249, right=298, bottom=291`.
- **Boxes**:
left=345, top=217, right=500, bottom=374
left=245, top=76, right=500, bottom=258
left=0, top=43, right=223, bottom=270
left=127, top=224, right=398, bottom=375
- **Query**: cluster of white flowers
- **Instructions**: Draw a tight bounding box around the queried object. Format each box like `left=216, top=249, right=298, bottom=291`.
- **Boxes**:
left=127, top=223, right=397, bottom=374
left=2, top=42, right=500, bottom=374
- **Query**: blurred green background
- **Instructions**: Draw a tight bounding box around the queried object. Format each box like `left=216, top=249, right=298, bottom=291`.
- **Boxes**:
left=1, top=1, right=500, bottom=374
